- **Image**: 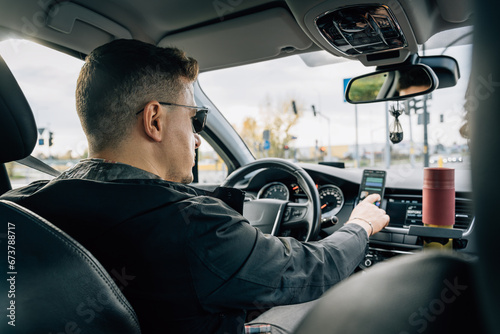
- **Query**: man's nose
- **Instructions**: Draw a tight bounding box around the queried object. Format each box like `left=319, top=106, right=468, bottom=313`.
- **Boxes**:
left=194, top=133, right=201, bottom=149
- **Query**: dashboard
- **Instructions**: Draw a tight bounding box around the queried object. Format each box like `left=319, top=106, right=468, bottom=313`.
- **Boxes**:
left=239, top=163, right=476, bottom=268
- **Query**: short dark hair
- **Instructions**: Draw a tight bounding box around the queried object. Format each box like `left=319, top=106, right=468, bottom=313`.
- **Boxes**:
left=76, top=39, right=199, bottom=152
left=398, top=67, right=431, bottom=90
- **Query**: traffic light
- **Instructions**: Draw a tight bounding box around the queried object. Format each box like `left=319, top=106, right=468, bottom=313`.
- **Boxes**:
left=48, top=132, right=54, bottom=147
left=407, top=98, right=423, bottom=113
left=284, top=145, right=290, bottom=150
left=408, top=96, right=431, bottom=115
left=291, top=101, right=298, bottom=115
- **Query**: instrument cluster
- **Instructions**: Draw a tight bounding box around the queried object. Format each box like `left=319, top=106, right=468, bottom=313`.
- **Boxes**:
left=257, top=181, right=345, bottom=217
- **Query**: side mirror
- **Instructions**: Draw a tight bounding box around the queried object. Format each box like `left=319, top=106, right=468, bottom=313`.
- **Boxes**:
left=345, top=64, right=438, bottom=104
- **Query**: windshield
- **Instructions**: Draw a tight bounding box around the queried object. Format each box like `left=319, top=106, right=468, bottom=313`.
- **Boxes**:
left=199, top=43, right=471, bottom=170
left=0, top=33, right=471, bottom=189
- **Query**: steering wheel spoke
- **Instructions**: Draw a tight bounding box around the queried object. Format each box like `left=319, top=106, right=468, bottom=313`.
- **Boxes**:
left=243, top=199, right=288, bottom=235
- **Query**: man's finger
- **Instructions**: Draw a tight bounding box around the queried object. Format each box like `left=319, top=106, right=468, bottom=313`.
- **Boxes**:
left=363, top=193, right=381, bottom=204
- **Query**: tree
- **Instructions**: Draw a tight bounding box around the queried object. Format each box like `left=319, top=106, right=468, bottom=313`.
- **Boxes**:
left=237, top=96, right=302, bottom=159
left=264, top=97, right=301, bottom=158
left=240, top=116, right=262, bottom=156
left=348, top=72, right=386, bottom=102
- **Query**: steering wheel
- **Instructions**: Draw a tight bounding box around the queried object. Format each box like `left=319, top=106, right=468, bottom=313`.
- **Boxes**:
left=222, top=158, right=321, bottom=242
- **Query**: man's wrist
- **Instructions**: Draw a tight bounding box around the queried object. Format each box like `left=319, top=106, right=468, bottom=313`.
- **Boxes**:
left=347, top=217, right=373, bottom=237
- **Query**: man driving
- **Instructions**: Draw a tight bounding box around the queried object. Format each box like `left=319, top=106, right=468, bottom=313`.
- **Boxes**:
left=0, top=39, right=389, bottom=334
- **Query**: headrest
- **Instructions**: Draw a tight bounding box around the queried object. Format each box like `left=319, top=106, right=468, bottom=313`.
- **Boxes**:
left=0, top=54, right=37, bottom=163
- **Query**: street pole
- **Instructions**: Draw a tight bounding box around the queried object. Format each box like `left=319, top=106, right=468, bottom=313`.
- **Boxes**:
left=355, top=104, right=360, bottom=168
left=370, top=129, right=375, bottom=167
left=312, top=105, right=332, bottom=161
left=327, top=117, right=331, bottom=161
left=422, top=43, right=429, bottom=167
left=385, top=102, right=391, bottom=169
left=406, top=100, right=415, bottom=168
left=423, top=94, right=430, bottom=167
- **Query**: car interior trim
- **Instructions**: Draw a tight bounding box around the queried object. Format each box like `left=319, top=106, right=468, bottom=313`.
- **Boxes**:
left=47, top=2, right=132, bottom=39
left=159, top=7, right=314, bottom=71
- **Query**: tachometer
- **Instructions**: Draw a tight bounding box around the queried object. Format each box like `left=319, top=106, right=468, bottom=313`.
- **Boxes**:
left=257, top=182, right=290, bottom=200
left=319, top=185, right=344, bottom=216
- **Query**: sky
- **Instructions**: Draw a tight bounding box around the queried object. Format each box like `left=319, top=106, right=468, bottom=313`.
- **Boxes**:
left=0, top=36, right=472, bottom=158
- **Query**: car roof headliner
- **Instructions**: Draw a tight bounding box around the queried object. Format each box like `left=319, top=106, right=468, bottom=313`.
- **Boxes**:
left=0, top=0, right=473, bottom=71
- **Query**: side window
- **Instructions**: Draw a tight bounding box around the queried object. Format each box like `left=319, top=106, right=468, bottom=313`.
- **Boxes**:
left=0, top=39, right=85, bottom=189
left=5, top=161, right=55, bottom=189
left=196, top=138, right=227, bottom=184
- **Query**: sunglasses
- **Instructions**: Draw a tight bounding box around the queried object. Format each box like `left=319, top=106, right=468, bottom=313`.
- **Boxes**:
left=136, top=102, right=209, bottom=133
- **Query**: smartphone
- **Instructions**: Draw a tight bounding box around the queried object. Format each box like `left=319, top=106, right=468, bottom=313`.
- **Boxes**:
left=358, top=169, right=386, bottom=207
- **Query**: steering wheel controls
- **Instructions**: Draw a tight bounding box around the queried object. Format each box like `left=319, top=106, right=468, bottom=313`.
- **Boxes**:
left=284, top=206, right=307, bottom=222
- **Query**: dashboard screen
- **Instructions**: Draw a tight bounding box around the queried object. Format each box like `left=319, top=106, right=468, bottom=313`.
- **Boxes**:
left=386, top=198, right=423, bottom=227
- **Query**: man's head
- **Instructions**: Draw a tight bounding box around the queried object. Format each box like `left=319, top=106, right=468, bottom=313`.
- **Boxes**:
left=397, top=67, right=431, bottom=96
left=76, top=39, right=202, bottom=183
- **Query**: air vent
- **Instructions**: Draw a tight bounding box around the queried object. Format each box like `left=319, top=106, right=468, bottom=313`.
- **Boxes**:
left=385, top=195, right=474, bottom=231
left=454, top=198, right=474, bottom=230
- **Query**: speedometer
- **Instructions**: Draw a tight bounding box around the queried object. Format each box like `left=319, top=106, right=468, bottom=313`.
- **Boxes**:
left=319, top=185, right=344, bottom=216
left=257, top=182, right=289, bottom=200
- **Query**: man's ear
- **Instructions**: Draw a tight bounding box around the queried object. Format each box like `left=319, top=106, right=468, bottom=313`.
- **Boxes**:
left=142, top=101, right=163, bottom=142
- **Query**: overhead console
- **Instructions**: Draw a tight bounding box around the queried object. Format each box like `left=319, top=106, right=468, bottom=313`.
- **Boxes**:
left=299, top=0, right=418, bottom=66
left=304, top=0, right=418, bottom=66
left=315, top=5, right=407, bottom=57
left=287, top=0, right=473, bottom=66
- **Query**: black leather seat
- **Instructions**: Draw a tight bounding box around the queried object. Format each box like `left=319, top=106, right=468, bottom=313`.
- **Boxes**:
left=0, top=53, right=141, bottom=333
left=294, top=251, right=484, bottom=333
left=0, top=199, right=141, bottom=333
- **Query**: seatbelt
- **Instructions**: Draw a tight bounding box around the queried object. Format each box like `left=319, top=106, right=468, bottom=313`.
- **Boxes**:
left=16, top=155, right=61, bottom=177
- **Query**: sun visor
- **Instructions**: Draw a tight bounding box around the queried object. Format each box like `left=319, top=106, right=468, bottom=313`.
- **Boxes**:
left=158, top=8, right=313, bottom=71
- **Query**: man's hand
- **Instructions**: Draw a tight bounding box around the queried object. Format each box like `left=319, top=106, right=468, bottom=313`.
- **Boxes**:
left=346, top=194, right=390, bottom=237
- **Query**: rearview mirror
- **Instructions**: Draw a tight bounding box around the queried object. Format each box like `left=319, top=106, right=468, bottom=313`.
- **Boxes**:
left=345, top=64, right=438, bottom=104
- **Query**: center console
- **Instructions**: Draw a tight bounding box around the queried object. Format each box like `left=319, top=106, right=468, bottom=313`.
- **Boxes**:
left=360, top=194, right=474, bottom=268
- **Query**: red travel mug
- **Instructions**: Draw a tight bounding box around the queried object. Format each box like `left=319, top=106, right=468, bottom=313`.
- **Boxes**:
left=423, top=168, right=455, bottom=248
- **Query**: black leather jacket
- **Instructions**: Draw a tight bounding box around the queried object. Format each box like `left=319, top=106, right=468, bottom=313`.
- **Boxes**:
left=0, top=159, right=368, bottom=333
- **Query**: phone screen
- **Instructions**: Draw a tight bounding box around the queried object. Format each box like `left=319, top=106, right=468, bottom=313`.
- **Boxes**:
left=359, top=169, right=386, bottom=207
